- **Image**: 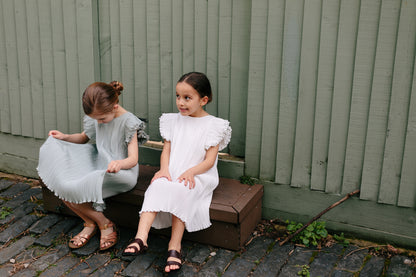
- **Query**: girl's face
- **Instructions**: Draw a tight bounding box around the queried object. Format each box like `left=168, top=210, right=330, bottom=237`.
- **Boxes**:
left=89, top=105, right=118, bottom=124
left=176, top=82, right=208, bottom=117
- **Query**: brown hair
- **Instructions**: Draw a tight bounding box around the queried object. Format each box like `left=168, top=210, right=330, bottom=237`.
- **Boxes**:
left=178, top=72, right=212, bottom=103
left=82, top=81, right=123, bottom=115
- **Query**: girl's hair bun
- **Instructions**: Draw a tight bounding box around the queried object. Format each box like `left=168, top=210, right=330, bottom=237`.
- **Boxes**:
left=110, top=81, right=124, bottom=95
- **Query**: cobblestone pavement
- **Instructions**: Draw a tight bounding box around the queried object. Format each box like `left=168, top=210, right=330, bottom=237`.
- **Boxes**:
left=0, top=178, right=415, bottom=276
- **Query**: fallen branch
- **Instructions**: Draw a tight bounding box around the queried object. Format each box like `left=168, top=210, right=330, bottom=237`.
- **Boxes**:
left=279, top=189, right=360, bottom=246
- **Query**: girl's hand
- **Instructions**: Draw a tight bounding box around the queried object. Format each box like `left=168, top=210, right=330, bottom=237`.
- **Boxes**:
left=48, top=130, right=67, bottom=140
left=151, top=169, right=171, bottom=183
left=107, top=160, right=122, bottom=173
left=178, top=170, right=196, bottom=189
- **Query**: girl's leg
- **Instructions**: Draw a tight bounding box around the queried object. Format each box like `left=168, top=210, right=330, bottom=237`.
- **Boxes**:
left=165, top=215, right=185, bottom=272
left=63, top=201, right=116, bottom=249
left=123, top=211, right=157, bottom=253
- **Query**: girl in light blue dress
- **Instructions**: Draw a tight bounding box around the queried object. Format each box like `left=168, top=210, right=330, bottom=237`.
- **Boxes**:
left=37, top=81, right=148, bottom=251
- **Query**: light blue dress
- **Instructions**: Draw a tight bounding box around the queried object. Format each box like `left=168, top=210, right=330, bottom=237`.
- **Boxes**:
left=37, top=112, right=148, bottom=211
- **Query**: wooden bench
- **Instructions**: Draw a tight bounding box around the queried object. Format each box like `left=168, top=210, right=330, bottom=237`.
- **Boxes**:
left=41, top=164, right=263, bottom=250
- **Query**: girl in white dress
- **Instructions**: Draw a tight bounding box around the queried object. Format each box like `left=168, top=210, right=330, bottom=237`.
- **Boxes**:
left=122, top=72, right=232, bottom=273
left=37, top=81, right=148, bottom=251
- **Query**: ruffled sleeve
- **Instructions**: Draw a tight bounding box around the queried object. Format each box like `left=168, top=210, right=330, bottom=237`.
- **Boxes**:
left=159, top=113, right=177, bottom=141
left=205, top=117, right=232, bottom=151
left=83, top=115, right=96, bottom=140
left=125, top=114, right=149, bottom=145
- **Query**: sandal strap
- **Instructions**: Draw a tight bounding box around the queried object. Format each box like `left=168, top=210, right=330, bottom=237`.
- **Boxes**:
left=83, top=222, right=96, bottom=228
left=167, top=249, right=182, bottom=260
left=99, top=221, right=115, bottom=230
left=166, top=260, right=182, bottom=267
left=125, top=238, right=148, bottom=252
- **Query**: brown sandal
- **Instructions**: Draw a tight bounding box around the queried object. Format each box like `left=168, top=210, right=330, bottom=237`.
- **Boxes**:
left=122, top=238, right=148, bottom=256
left=165, top=249, right=183, bottom=272
left=68, top=223, right=97, bottom=249
left=99, top=221, right=118, bottom=251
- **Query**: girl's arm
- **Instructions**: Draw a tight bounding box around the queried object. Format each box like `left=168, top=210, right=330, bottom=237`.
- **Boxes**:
left=107, top=132, right=139, bottom=173
left=178, top=145, right=220, bottom=189
left=151, top=140, right=172, bottom=183
left=49, top=130, right=89, bottom=144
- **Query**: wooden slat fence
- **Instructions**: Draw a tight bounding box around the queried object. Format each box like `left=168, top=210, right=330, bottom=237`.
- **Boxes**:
left=1, top=0, right=416, bottom=210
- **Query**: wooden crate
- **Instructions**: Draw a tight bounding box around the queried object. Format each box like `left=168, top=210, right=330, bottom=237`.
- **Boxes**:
left=41, top=165, right=263, bottom=250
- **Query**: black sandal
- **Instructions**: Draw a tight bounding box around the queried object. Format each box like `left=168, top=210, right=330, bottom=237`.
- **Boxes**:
left=122, top=238, right=148, bottom=256
left=165, top=249, right=183, bottom=272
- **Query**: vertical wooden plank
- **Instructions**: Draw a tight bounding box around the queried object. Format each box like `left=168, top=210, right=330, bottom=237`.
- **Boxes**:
left=245, top=0, right=268, bottom=178
left=119, top=0, right=134, bottom=112
left=15, top=0, right=33, bottom=137
left=342, top=0, right=381, bottom=195
left=194, top=0, right=207, bottom=73
left=38, top=0, right=57, bottom=134
left=217, top=0, right=232, bottom=122
left=206, top=0, right=219, bottom=116
left=172, top=0, right=183, bottom=112
left=133, top=0, right=148, bottom=120
left=77, top=0, right=97, bottom=104
left=98, top=0, right=111, bottom=81
left=26, top=0, right=44, bottom=138
left=325, top=0, right=360, bottom=193
left=51, top=0, right=68, bottom=132
left=310, top=0, right=340, bottom=191
left=228, top=0, right=251, bottom=156
left=160, top=0, right=174, bottom=114
left=0, top=0, right=11, bottom=133
left=275, top=0, right=303, bottom=185
left=63, top=0, right=81, bottom=133
left=260, top=0, right=285, bottom=180
left=360, top=0, right=400, bottom=200
left=379, top=0, right=416, bottom=205
left=291, top=0, right=322, bottom=188
left=182, top=0, right=194, bottom=73
left=109, top=0, right=121, bottom=83
left=146, top=0, right=161, bottom=138
left=3, top=0, right=21, bottom=135
left=399, top=54, right=416, bottom=208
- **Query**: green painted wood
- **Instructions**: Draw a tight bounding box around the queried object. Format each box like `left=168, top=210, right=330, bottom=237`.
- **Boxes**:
left=15, top=0, right=33, bottom=137
left=245, top=0, right=268, bottom=178
left=182, top=0, right=194, bottom=73
left=260, top=0, right=284, bottom=181
left=228, top=0, right=250, bottom=157
left=26, top=0, right=44, bottom=139
left=342, top=0, right=381, bottom=195
left=109, top=0, right=121, bottom=83
left=62, top=0, right=81, bottom=134
left=291, top=0, right=321, bottom=188
left=119, top=0, right=135, bottom=113
left=0, top=0, right=11, bottom=133
left=205, top=0, right=219, bottom=116
left=360, top=0, right=400, bottom=201
left=38, top=0, right=57, bottom=134
left=399, top=56, right=416, bottom=208
left=3, top=0, right=22, bottom=135
left=98, top=0, right=111, bottom=82
left=379, top=0, right=416, bottom=206
left=51, top=0, right=69, bottom=133
left=160, top=0, right=174, bottom=115
left=146, top=0, right=161, bottom=138
left=325, top=0, right=360, bottom=194
left=194, top=0, right=207, bottom=73
left=262, top=181, right=416, bottom=249
left=275, top=0, right=303, bottom=186
left=132, top=0, right=149, bottom=120
left=217, top=0, right=232, bottom=122
left=172, top=0, right=183, bottom=114
left=310, top=0, right=340, bottom=191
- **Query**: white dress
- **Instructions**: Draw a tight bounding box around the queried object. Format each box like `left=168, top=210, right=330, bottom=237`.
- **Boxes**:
left=140, top=113, right=232, bottom=232
left=37, top=112, right=148, bottom=211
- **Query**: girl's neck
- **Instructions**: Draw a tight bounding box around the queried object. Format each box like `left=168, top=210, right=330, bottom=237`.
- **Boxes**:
left=115, top=106, right=127, bottom=118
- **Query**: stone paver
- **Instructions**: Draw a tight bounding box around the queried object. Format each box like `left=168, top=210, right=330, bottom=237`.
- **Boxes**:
left=0, top=179, right=415, bottom=277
